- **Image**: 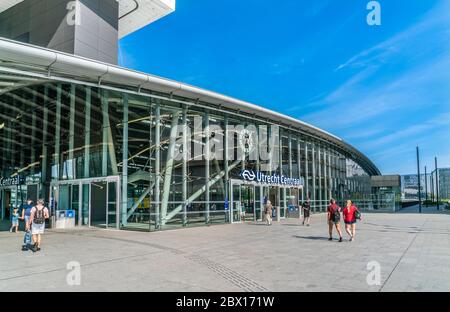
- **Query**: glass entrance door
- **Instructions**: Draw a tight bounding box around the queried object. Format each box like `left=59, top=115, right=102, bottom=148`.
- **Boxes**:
left=287, top=188, right=302, bottom=218
left=230, top=180, right=257, bottom=223
left=89, top=179, right=119, bottom=229
left=241, top=185, right=255, bottom=222
left=50, top=176, right=120, bottom=229
left=90, top=181, right=107, bottom=228
left=269, top=186, right=279, bottom=220
left=107, top=182, right=118, bottom=228
left=231, top=183, right=241, bottom=223
left=0, top=188, right=12, bottom=221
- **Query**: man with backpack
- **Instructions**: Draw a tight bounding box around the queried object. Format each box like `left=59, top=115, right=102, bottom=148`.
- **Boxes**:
left=327, top=199, right=343, bottom=242
left=27, top=199, right=49, bottom=253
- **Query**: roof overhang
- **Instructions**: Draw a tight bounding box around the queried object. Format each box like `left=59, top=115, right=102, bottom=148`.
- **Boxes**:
left=119, top=0, right=175, bottom=38
left=0, top=38, right=381, bottom=176
left=0, top=0, right=175, bottom=38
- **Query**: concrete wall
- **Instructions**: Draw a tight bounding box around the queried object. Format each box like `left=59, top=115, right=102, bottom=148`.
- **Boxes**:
left=0, top=0, right=118, bottom=64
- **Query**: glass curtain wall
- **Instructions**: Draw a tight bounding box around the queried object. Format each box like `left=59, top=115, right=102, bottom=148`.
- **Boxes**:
left=0, top=80, right=373, bottom=229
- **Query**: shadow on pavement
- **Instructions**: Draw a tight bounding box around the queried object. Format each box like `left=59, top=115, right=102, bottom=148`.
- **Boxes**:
left=293, top=235, right=329, bottom=241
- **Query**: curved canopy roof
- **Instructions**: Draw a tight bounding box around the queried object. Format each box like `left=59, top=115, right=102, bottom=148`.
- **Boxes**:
left=0, top=37, right=381, bottom=176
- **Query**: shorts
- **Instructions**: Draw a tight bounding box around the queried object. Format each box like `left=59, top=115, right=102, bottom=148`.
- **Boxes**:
left=31, top=223, right=45, bottom=235
left=329, top=220, right=340, bottom=225
left=345, top=220, right=356, bottom=225
left=303, top=210, right=310, bottom=218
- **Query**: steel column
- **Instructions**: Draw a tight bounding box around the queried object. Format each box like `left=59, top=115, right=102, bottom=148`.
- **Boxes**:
left=54, top=83, right=62, bottom=180
left=41, top=86, right=49, bottom=199
left=304, top=141, right=309, bottom=200
left=121, top=93, right=129, bottom=226
left=154, top=105, right=161, bottom=228
left=68, top=84, right=76, bottom=179
left=161, top=111, right=181, bottom=224
left=182, top=107, right=188, bottom=226
left=84, top=87, right=91, bottom=178
left=204, top=111, right=210, bottom=224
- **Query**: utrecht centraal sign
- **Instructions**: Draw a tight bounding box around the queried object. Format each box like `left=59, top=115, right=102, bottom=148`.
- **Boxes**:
left=0, top=176, right=25, bottom=187
left=240, top=170, right=304, bottom=187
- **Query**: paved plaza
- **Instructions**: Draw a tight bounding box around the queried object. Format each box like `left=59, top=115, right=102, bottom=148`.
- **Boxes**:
left=1, top=209, right=450, bottom=292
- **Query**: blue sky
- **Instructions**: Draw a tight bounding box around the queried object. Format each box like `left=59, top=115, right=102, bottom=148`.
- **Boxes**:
left=119, top=0, right=450, bottom=175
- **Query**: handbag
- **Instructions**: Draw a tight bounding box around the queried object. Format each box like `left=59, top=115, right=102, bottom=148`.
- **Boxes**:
left=355, top=210, right=362, bottom=220
left=23, top=231, right=32, bottom=245
left=332, top=210, right=341, bottom=223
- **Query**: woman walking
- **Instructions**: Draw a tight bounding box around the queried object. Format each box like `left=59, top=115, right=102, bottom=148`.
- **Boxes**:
left=264, top=200, right=273, bottom=226
left=327, top=199, right=343, bottom=242
left=302, top=198, right=311, bottom=226
left=343, top=200, right=361, bottom=242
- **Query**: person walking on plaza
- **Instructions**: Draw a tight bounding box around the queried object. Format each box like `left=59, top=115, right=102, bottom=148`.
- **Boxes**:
left=264, top=200, right=273, bottom=226
left=327, top=199, right=343, bottom=242
left=343, top=200, right=361, bottom=242
left=9, top=207, right=20, bottom=233
left=21, top=199, right=33, bottom=230
left=27, top=199, right=49, bottom=252
left=302, top=198, right=311, bottom=226
left=20, top=199, right=34, bottom=251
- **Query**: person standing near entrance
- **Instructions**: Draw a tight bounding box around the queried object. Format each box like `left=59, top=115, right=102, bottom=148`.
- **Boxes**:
left=302, top=198, right=311, bottom=226
left=9, top=207, right=20, bottom=233
left=343, top=200, right=361, bottom=242
left=327, top=199, right=343, bottom=242
left=27, top=199, right=49, bottom=252
left=264, top=200, right=273, bottom=226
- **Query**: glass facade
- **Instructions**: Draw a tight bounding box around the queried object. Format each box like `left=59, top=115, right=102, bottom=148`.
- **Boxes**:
left=0, top=81, right=376, bottom=230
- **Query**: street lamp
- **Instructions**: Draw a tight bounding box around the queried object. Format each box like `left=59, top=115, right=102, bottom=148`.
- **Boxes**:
left=416, top=147, right=422, bottom=213
left=424, top=166, right=428, bottom=208
left=435, top=157, right=440, bottom=211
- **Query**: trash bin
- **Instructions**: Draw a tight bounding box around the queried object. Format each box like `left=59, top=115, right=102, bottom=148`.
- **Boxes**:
left=55, top=210, right=76, bottom=229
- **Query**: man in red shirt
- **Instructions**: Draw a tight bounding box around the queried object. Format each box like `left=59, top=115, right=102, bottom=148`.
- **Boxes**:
left=327, top=199, right=343, bottom=242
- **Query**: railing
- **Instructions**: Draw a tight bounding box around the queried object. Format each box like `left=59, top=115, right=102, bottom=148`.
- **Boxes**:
left=304, top=194, right=399, bottom=214
left=123, top=201, right=230, bottom=231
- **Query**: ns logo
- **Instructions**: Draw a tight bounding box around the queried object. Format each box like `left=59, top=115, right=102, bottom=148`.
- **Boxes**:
left=241, top=170, right=256, bottom=181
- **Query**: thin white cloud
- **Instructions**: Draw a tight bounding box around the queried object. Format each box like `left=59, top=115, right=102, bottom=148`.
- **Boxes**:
left=336, top=0, right=450, bottom=71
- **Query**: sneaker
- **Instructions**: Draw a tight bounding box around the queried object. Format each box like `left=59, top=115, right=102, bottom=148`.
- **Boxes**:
left=350, top=237, right=354, bottom=242
left=339, top=238, right=343, bottom=243
left=328, top=238, right=333, bottom=241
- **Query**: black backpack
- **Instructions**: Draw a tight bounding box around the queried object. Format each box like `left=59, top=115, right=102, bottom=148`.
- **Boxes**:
left=33, top=207, right=46, bottom=225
